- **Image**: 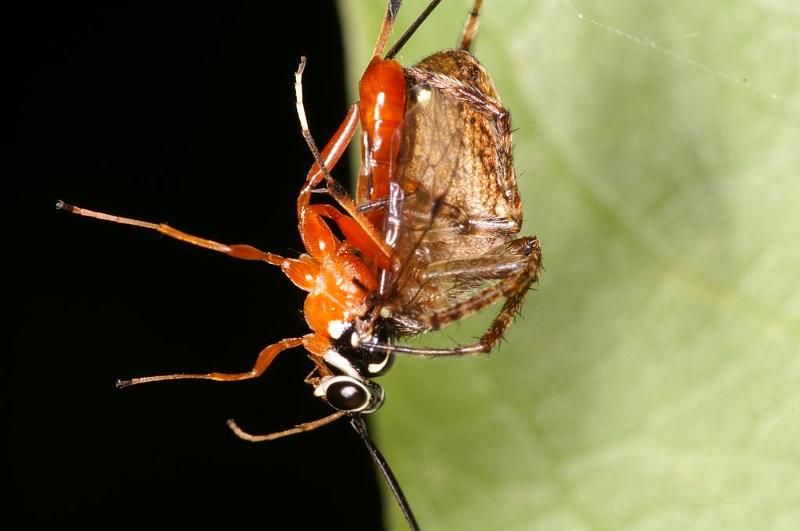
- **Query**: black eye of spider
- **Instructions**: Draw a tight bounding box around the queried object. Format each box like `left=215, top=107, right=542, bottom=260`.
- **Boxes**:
left=326, top=379, right=369, bottom=412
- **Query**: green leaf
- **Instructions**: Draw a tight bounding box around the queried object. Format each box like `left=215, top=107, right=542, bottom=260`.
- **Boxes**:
left=338, top=1, right=800, bottom=529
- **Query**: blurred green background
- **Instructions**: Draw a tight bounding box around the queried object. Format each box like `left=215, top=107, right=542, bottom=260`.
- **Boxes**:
left=338, top=1, right=800, bottom=530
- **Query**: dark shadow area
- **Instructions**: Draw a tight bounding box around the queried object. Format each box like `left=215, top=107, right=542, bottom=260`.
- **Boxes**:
left=6, top=3, right=383, bottom=529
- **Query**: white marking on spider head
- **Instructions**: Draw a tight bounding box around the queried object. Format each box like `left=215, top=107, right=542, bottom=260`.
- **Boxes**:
left=416, top=88, right=432, bottom=104
left=323, top=349, right=360, bottom=379
left=379, top=306, right=392, bottom=318
left=327, top=320, right=346, bottom=339
left=368, top=354, right=392, bottom=375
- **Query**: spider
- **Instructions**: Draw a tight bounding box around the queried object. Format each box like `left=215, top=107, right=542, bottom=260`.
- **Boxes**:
left=59, top=1, right=541, bottom=529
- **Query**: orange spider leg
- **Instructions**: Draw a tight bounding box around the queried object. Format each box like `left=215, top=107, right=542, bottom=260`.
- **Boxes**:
left=56, top=200, right=285, bottom=264
left=308, top=204, right=391, bottom=271
left=114, top=308, right=338, bottom=389
left=298, top=103, right=359, bottom=203
left=297, top=199, right=342, bottom=262
left=222, top=333, right=342, bottom=442
left=56, top=199, right=338, bottom=298
left=321, top=180, right=394, bottom=265
left=116, top=336, right=306, bottom=388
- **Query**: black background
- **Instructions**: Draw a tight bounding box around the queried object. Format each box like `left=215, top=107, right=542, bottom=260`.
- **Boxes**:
left=8, top=2, right=385, bottom=529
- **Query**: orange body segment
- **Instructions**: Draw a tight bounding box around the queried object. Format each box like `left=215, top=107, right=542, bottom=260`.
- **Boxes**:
left=358, top=57, right=407, bottom=228
left=299, top=208, right=340, bottom=261
left=302, top=247, right=377, bottom=337
left=278, top=254, right=320, bottom=292
left=309, top=204, right=392, bottom=271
